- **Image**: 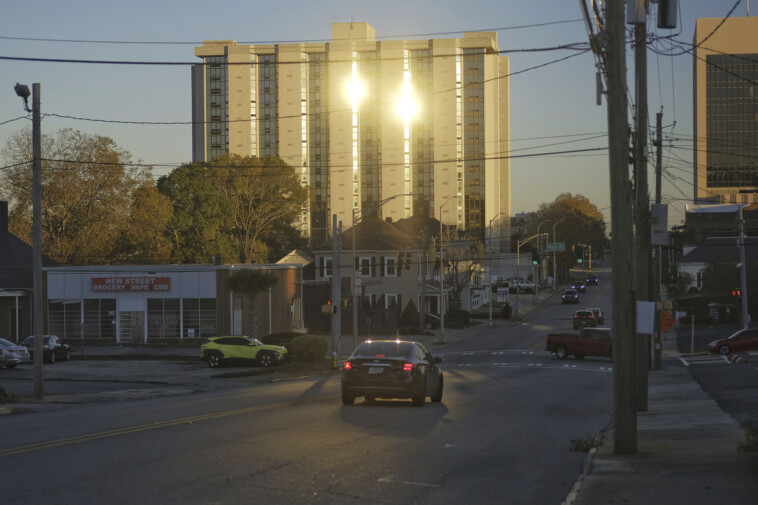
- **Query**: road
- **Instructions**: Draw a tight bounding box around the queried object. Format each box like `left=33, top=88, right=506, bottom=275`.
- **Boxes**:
left=5, top=268, right=753, bottom=504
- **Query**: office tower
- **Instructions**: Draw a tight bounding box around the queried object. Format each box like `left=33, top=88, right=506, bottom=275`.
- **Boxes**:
left=193, top=22, right=510, bottom=249
left=694, top=17, right=758, bottom=204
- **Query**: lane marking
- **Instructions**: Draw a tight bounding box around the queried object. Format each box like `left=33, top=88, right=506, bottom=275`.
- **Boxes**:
left=378, top=478, right=441, bottom=488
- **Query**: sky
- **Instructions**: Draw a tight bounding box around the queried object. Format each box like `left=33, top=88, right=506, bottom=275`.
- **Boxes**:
left=0, top=0, right=749, bottom=230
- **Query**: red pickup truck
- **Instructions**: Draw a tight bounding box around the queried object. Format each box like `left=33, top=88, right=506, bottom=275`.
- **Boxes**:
left=545, top=328, right=612, bottom=360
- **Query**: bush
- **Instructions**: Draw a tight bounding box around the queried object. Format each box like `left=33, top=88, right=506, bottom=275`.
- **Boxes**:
left=290, top=335, right=328, bottom=362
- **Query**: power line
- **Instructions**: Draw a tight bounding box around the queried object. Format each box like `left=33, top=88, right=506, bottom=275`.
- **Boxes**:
left=0, top=19, right=585, bottom=46
left=0, top=42, right=589, bottom=67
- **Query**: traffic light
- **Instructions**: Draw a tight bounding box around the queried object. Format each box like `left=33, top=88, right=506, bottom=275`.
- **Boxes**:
left=732, top=288, right=742, bottom=297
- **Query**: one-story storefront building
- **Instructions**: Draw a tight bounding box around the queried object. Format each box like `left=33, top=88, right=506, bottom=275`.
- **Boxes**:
left=43, top=264, right=304, bottom=343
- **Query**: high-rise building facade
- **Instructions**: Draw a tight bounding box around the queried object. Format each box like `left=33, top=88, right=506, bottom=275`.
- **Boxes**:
left=192, top=22, right=510, bottom=249
left=694, top=17, right=758, bottom=204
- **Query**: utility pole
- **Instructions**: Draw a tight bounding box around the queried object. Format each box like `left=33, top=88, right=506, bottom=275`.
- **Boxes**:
left=653, top=110, right=663, bottom=370
left=738, top=207, right=750, bottom=328
left=32, top=84, right=43, bottom=399
left=606, top=0, right=637, bottom=454
left=331, top=215, right=341, bottom=359
left=633, top=13, right=650, bottom=412
left=14, top=83, right=44, bottom=399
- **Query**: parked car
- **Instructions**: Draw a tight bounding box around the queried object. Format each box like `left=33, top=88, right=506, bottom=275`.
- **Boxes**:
left=571, top=281, right=586, bottom=293
left=0, top=338, right=32, bottom=368
left=573, top=309, right=597, bottom=329
left=21, top=335, right=71, bottom=363
left=341, top=339, right=443, bottom=406
left=509, top=280, right=536, bottom=293
left=259, top=331, right=303, bottom=354
left=708, top=328, right=758, bottom=355
left=421, top=313, right=440, bottom=330
left=562, top=290, right=580, bottom=304
left=585, top=274, right=599, bottom=286
left=200, top=336, right=288, bottom=368
left=586, top=307, right=604, bottom=324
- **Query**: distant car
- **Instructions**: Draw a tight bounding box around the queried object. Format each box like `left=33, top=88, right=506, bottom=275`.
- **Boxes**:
left=341, top=340, right=443, bottom=406
left=573, top=310, right=597, bottom=329
left=22, top=334, right=71, bottom=363
left=585, top=274, right=599, bottom=286
left=586, top=307, right=604, bottom=324
left=200, top=336, right=288, bottom=368
left=708, top=328, right=758, bottom=355
left=571, top=281, right=586, bottom=293
left=0, top=338, right=32, bottom=368
left=509, top=280, right=536, bottom=293
left=562, top=290, right=580, bottom=304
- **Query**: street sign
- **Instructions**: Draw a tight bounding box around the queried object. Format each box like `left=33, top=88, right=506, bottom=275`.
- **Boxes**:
left=546, top=242, right=565, bottom=252
left=660, top=310, right=676, bottom=332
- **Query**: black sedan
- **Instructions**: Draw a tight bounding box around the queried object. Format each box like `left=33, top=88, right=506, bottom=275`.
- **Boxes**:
left=22, top=335, right=72, bottom=363
left=341, top=340, right=443, bottom=406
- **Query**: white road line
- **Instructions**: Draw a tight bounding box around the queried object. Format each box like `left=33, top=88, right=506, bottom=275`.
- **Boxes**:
left=378, top=478, right=441, bottom=488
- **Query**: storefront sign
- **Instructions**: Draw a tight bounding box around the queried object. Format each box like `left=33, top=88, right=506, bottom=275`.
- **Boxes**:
left=91, top=277, right=171, bottom=292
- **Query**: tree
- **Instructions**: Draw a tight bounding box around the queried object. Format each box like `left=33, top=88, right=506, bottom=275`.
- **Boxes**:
left=226, top=269, right=278, bottom=338
left=112, top=182, right=173, bottom=264
left=0, top=128, right=156, bottom=265
left=211, top=154, right=309, bottom=263
left=529, top=193, right=608, bottom=276
left=156, top=163, right=237, bottom=264
left=441, top=228, right=483, bottom=306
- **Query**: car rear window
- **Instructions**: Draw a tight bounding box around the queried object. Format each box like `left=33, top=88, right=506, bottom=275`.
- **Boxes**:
left=353, top=341, right=414, bottom=359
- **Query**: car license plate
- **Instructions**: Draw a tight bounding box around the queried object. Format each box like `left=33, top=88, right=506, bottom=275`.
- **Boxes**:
left=368, top=367, right=384, bottom=375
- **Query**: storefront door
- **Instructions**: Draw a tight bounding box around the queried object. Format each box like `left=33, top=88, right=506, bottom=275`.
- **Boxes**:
left=119, top=311, right=145, bottom=343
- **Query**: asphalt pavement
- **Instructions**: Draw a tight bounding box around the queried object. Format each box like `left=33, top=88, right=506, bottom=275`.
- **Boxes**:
left=2, top=288, right=757, bottom=504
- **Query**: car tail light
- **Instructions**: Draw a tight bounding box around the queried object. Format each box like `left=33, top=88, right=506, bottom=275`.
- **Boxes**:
left=574, top=314, right=579, bottom=319
left=343, top=361, right=353, bottom=370
left=402, top=362, right=414, bottom=372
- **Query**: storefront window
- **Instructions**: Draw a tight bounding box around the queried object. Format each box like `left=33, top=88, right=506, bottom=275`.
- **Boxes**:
left=147, top=298, right=181, bottom=338
left=83, top=299, right=116, bottom=339
left=183, top=298, right=217, bottom=338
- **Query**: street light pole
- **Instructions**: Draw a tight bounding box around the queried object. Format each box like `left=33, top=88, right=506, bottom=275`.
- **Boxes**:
left=488, top=212, right=507, bottom=327
left=439, top=197, right=456, bottom=344
left=14, top=82, right=43, bottom=399
left=515, top=233, right=547, bottom=319
left=552, top=218, right=565, bottom=290
left=536, top=220, right=549, bottom=289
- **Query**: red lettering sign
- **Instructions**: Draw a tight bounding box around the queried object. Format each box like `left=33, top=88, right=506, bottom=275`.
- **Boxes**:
left=91, top=277, right=171, bottom=292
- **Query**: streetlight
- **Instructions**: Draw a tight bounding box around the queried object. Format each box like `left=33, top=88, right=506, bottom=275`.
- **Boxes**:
left=438, top=197, right=456, bottom=344
left=14, top=82, right=43, bottom=399
left=515, top=233, right=547, bottom=319
left=536, top=220, right=550, bottom=288
left=351, top=193, right=413, bottom=350
left=488, top=212, right=507, bottom=327
left=552, top=218, right=566, bottom=290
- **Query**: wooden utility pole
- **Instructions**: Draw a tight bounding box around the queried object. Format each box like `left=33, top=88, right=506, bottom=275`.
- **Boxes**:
left=606, top=0, right=637, bottom=454
left=633, top=17, right=650, bottom=412
left=653, top=111, right=663, bottom=371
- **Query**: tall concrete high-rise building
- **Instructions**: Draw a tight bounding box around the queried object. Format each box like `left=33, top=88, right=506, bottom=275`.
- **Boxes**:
left=694, top=17, right=758, bottom=205
left=192, top=22, right=510, bottom=249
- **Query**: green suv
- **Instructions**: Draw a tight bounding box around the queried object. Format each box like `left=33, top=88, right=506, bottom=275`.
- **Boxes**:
left=200, top=336, right=288, bottom=368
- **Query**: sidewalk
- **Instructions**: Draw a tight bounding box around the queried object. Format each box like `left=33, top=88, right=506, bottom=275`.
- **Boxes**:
left=567, top=333, right=758, bottom=504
